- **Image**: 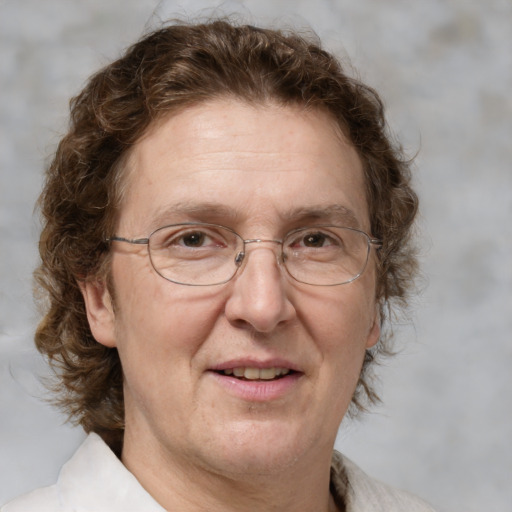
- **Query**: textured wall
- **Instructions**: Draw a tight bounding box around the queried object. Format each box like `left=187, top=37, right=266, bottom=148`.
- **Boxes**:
left=1, top=1, right=511, bottom=510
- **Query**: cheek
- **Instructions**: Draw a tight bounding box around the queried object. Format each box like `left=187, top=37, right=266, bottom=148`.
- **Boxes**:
left=295, top=284, right=376, bottom=377
left=110, top=262, right=227, bottom=418
left=110, top=254, right=224, bottom=357
left=300, top=284, right=375, bottom=340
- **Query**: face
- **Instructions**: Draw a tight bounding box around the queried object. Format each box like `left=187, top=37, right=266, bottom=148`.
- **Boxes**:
left=83, top=99, right=380, bottom=479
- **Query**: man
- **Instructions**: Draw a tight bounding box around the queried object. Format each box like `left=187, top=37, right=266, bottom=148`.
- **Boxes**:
left=2, top=19, right=434, bottom=511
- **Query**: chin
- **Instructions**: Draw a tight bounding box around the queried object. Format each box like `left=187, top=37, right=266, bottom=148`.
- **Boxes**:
left=198, top=419, right=322, bottom=477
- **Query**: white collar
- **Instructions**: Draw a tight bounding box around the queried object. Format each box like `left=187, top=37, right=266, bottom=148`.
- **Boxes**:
left=56, top=432, right=165, bottom=511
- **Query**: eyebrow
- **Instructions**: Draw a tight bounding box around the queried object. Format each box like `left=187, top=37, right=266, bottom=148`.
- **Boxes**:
left=148, top=202, right=361, bottom=231
left=148, top=202, right=240, bottom=231
left=280, top=204, right=361, bottom=229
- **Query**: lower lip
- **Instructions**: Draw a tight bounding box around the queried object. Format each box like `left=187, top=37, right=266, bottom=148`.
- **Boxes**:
left=207, top=371, right=302, bottom=402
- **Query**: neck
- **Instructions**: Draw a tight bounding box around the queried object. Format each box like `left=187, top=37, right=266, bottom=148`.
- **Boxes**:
left=121, top=431, right=340, bottom=512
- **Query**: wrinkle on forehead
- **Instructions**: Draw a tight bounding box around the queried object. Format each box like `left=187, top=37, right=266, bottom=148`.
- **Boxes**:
left=116, top=99, right=368, bottom=234
left=137, top=99, right=352, bottom=162
left=120, top=97, right=357, bottom=183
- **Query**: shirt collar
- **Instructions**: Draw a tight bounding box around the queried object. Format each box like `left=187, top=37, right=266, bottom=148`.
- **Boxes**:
left=57, top=433, right=165, bottom=511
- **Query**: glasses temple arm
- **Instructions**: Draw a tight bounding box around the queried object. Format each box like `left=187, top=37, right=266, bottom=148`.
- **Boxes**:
left=106, top=236, right=150, bottom=245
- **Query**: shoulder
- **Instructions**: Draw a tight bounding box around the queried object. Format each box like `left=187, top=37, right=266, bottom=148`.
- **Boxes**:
left=331, top=451, right=437, bottom=512
left=1, top=485, right=60, bottom=512
left=2, top=433, right=165, bottom=512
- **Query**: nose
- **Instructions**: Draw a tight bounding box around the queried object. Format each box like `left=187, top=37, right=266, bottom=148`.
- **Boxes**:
left=224, top=241, right=296, bottom=333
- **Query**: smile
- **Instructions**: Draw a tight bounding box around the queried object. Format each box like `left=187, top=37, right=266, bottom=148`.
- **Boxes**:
left=219, top=367, right=291, bottom=380
left=208, top=361, right=302, bottom=401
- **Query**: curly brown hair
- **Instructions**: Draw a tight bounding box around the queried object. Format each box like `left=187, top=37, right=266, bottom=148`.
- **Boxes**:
left=34, top=19, right=418, bottom=449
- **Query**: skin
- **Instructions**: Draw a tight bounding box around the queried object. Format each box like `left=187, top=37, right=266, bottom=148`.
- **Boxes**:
left=81, top=99, right=381, bottom=512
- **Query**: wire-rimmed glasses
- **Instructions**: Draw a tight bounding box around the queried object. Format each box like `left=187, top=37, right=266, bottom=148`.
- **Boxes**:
left=107, top=223, right=382, bottom=286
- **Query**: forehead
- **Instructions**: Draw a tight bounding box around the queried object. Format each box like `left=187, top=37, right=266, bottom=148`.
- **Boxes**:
left=118, top=99, right=368, bottom=233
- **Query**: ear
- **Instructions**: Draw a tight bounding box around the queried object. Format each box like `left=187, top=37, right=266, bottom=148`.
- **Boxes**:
left=365, top=303, right=381, bottom=349
left=79, top=278, right=117, bottom=348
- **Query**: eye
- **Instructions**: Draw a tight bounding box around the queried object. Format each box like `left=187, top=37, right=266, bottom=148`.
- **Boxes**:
left=180, top=231, right=209, bottom=247
left=172, top=228, right=225, bottom=249
left=152, top=225, right=231, bottom=252
left=302, top=232, right=331, bottom=248
left=289, top=229, right=340, bottom=249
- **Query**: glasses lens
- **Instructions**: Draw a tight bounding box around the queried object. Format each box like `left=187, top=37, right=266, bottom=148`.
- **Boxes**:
left=148, top=224, right=243, bottom=285
left=283, top=227, right=370, bottom=285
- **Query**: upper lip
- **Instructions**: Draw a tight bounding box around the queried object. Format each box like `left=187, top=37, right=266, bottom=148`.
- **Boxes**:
left=209, top=358, right=301, bottom=372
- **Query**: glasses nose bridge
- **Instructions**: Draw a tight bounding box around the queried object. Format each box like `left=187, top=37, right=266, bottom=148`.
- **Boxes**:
left=244, top=238, right=283, bottom=255
left=243, top=237, right=283, bottom=246
left=235, top=237, right=284, bottom=267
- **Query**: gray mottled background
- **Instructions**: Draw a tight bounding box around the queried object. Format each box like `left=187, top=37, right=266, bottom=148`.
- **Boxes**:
left=1, top=1, right=511, bottom=510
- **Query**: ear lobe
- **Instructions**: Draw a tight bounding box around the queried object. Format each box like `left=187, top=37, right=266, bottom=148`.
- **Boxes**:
left=79, top=278, right=117, bottom=348
left=365, top=304, right=381, bottom=349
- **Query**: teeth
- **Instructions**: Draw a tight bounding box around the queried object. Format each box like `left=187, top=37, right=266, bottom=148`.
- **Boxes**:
left=222, top=367, right=291, bottom=380
left=259, top=368, right=276, bottom=380
left=244, top=367, right=260, bottom=380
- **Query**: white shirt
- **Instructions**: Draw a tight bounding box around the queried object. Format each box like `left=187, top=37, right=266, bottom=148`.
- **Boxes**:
left=2, top=433, right=436, bottom=511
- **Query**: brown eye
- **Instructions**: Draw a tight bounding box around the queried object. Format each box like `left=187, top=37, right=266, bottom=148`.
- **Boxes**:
left=181, top=232, right=206, bottom=247
left=290, top=230, right=339, bottom=249
left=303, top=233, right=328, bottom=247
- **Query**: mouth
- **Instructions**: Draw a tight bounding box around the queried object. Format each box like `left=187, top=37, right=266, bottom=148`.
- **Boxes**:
left=215, top=367, right=293, bottom=381
left=209, top=361, right=302, bottom=401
